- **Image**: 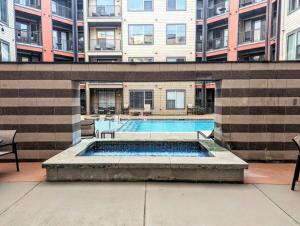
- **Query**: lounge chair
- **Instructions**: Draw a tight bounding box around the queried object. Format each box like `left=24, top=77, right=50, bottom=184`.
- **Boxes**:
left=0, top=130, right=19, bottom=171
left=197, top=130, right=214, bottom=140
left=292, top=135, right=300, bottom=190
left=80, top=120, right=95, bottom=139
left=143, top=104, right=152, bottom=116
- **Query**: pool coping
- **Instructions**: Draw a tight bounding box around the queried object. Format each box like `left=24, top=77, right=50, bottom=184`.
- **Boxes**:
left=42, top=138, right=248, bottom=182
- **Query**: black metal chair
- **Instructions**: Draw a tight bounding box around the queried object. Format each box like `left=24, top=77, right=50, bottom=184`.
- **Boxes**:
left=0, top=130, right=19, bottom=171
left=292, top=135, right=300, bottom=190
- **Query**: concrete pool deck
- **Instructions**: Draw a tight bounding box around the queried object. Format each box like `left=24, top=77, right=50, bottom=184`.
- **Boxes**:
left=42, top=139, right=247, bottom=182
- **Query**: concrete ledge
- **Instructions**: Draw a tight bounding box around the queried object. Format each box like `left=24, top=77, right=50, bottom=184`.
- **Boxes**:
left=43, top=138, right=248, bottom=182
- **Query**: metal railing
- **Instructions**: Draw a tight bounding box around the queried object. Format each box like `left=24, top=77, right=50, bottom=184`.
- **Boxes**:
left=239, top=0, right=265, bottom=8
left=89, top=39, right=121, bottom=51
left=16, top=30, right=41, bottom=45
left=207, top=36, right=228, bottom=50
left=196, top=41, right=203, bottom=52
left=77, top=9, right=83, bottom=20
left=197, top=8, right=203, bottom=19
left=208, top=1, right=229, bottom=18
left=53, top=37, right=73, bottom=51
left=88, top=5, right=121, bottom=17
left=15, top=0, right=41, bottom=9
left=52, top=2, right=72, bottom=19
left=239, top=28, right=265, bottom=44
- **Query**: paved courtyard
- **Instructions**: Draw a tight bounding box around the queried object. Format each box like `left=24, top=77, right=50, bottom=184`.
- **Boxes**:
left=0, top=163, right=299, bottom=226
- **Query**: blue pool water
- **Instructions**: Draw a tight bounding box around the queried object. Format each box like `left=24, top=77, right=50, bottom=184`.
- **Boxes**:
left=80, top=141, right=212, bottom=157
left=95, top=120, right=214, bottom=132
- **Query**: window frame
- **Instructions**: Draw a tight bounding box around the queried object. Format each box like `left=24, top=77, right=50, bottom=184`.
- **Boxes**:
left=166, top=89, right=186, bottom=110
left=288, top=0, right=300, bottom=14
left=166, top=24, right=186, bottom=45
left=0, top=40, right=10, bottom=62
left=128, top=0, right=153, bottom=11
left=128, top=57, right=154, bottom=62
left=129, top=90, right=154, bottom=109
left=0, top=0, right=8, bottom=24
left=166, top=57, right=186, bottom=62
left=287, top=29, right=300, bottom=60
left=128, top=24, right=154, bottom=45
left=167, top=0, right=186, bottom=11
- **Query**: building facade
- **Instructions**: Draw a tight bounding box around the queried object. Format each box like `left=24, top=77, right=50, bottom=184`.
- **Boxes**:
left=280, top=0, right=300, bottom=60
left=0, top=0, right=282, bottom=62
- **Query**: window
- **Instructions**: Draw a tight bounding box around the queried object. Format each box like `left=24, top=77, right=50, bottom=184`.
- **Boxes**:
left=166, top=57, right=185, bottom=62
left=289, top=0, right=297, bottom=12
left=128, top=0, right=153, bottom=11
left=167, top=0, right=186, bottom=10
left=166, top=90, right=185, bottom=109
left=129, top=25, right=154, bottom=45
left=0, top=41, right=9, bottom=61
left=128, top=57, right=154, bottom=62
left=0, top=0, right=7, bottom=23
left=287, top=30, right=300, bottom=60
left=167, top=24, right=186, bottom=45
left=129, top=90, right=153, bottom=109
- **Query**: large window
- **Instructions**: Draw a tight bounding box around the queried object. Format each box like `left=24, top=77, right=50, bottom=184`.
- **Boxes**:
left=287, top=30, right=300, bottom=60
left=0, top=0, right=7, bottom=23
left=128, top=0, right=153, bottom=11
left=167, top=0, right=186, bottom=10
left=166, top=57, right=185, bottom=62
left=166, top=90, right=185, bottom=109
left=129, top=90, right=153, bottom=109
left=129, top=25, right=154, bottom=45
left=167, top=24, right=186, bottom=45
left=0, top=41, right=9, bottom=62
left=289, top=0, right=300, bottom=12
left=128, top=57, right=154, bottom=62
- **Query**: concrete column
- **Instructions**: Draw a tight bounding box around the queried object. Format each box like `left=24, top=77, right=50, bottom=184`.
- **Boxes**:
left=227, top=0, right=239, bottom=61
left=41, top=0, right=54, bottom=61
left=85, top=82, right=90, bottom=115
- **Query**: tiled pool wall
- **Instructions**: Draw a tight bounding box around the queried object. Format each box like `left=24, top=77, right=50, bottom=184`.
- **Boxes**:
left=1, top=63, right=300, bottom=161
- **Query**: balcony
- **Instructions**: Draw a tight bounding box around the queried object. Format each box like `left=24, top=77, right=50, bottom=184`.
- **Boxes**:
left=196, top=42, right=203, bottom=52
left=89, top=39, right=121, bottom=51
left=239, top=29, right=265, bottom=44
left=53, top=38, right=73, bottom=52
left=16, top=30, right=41, bottom=46
left=88, top=5, right=121, bottom=17
left=52, top=2, right=72, bottom=19
left=77, top=9, right=83, bottom=20
left=239, top=0, right=265, bottom=8
left=208, top=1, right=229, bottom=18
left=15, top=0, right=41, bottom=9
left=207, top=36, right=228, bottom=51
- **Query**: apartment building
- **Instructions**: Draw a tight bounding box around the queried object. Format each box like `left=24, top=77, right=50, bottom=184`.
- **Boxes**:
left=196, top=0, right=280, bottom=62
left=0, top=0, right=16, bottom=62
left=280, top=0, right=300, bottom=60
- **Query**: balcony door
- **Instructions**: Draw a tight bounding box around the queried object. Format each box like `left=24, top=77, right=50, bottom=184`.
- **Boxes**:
left=53, top=30, right=70, bottom=51
left=96, top=30, right=115, bottom=50
left=253, top=20, right=262, bottom=42
left=96, top=0, right=115, bottom=16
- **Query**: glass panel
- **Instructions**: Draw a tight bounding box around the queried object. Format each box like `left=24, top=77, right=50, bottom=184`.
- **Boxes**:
left=0, top=0, right=7, bottom=23
left=167, top=24, right=186, bottom=44
left=128, top=0, right=144, bottom=10
left=167, top=91, right=176, bottom=100
left=177, top=0, right=186, bottom=10
left=144, top=0, right=152, bottom=10
left=167, top=0, right=176, bottom=10
left=176, top=91, right=185, bottom=108
left=129, top=25, right=153, bottom=45
left=130, top=91, right=144, bottom=108
left=287, top=33, right=296, bottom=60
left=0, top=42, right=9, bottom=61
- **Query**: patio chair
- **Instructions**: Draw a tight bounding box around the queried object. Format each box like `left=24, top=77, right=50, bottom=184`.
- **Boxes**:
left=0, top=130, right=19, bottom=171
left=109, top=107, right=115, bottom=115
left=292, top=135, right=300, bottom=190
left=143, top=104, right=152, bottom=116
left=80, top=120, right=95, bottom=139
left=98, top=107, right=105, bottom=115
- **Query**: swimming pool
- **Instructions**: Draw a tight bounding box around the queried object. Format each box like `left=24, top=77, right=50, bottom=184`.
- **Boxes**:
left=80, top=141, right=212, bottom=157
left=95, top=120, right=214, bottom=132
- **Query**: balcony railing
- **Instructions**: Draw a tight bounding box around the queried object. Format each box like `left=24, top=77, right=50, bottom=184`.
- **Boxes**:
left=15, top=0, right=41, bottom=9
left=52, top=2, right=72, bottom=19
left=16, top=30, right=41, bottom=46
left=207, top=36, right=228, bottom=50
left=53, top=38, right=73, bottom=51
left=197, top=8, right=203, bottom=19
left=239, top=0, right=265, bottom=8
left=89, top=39, right=121, bottom=51
left=88, top=5, right=121, bottom=17
left=239, top=29, right=265, bottom=44
left=208, top=1, right=229, bottom=18
left=196, top=41, right=203, bottom=52
left=77, top=9, right=83, bottom=20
